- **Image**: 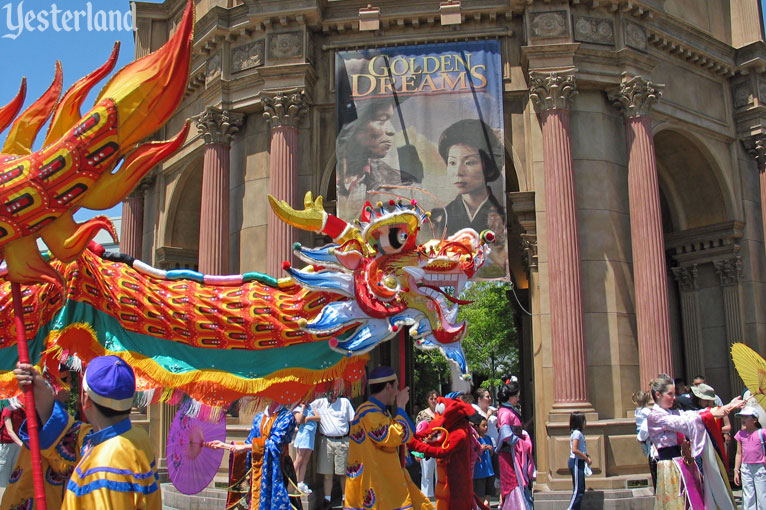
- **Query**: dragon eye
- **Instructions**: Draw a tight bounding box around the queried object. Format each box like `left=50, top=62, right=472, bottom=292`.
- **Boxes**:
left=435, top=402, right=445, bottom=415
left=397, top=230, right=408, bottom=244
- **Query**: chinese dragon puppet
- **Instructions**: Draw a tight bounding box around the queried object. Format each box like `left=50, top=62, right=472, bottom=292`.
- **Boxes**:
left=0, top=0, right=495, bottom=415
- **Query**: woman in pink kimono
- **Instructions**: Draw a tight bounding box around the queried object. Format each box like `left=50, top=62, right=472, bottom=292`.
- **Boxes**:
left=496, top=382, right=535, bottom=510
left=647, top=373, right=743, bottom=510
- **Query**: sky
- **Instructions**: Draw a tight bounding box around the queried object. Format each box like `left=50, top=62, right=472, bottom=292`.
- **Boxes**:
left=0, top=0, right=161, bottom=221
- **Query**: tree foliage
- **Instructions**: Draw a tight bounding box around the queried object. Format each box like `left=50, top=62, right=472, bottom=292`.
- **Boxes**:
left=413, top=281, right=518, bottom=406
left=458, top=281, right=518, bottom=382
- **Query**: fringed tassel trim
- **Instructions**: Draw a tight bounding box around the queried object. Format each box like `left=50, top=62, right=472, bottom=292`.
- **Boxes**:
left=1, top=322, right=369, bottom=409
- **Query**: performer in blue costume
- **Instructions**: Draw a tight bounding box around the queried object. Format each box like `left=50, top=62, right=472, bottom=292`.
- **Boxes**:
left=209, top=402, right=302, bottom=510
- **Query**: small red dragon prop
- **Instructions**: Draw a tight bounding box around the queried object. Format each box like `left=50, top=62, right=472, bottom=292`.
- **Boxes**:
left=408, top=397, right=489, bottom=510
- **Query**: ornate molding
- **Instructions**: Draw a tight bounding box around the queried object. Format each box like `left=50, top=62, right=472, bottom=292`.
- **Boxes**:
left=713, top=257, right=743, bottom=286
left=528, top=70, right=577, bottom=112
left=742, top=135, right=766, bottom=170
left=195, top=107, right=245, bottom=145
left=665, top=221, right=743, bottom=267
left=521, top=234, right=538, bottom=271
left=607, top=72, right=663, bottom=118
left=670, top=265, right=698, bottom=292
left=508, top=191, right=537, bottom=272
left=262, top=89, right=308, bottom=128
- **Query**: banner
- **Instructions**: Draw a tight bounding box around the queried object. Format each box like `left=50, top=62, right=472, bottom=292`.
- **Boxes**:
left=335, top=40, right=507, bottom=278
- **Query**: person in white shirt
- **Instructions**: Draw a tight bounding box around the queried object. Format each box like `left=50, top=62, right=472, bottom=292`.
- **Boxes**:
left=311, top=391, right=355, bottom=509
left=568, top=412, right=591, bottom=510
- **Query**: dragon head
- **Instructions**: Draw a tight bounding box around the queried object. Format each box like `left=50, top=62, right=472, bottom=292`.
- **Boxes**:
left=269, top=192, right=495, bottom=377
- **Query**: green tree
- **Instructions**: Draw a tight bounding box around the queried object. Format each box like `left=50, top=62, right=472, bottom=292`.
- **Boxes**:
left=413, top=281, right=518, bottom=406
left=457, top=281, right=518, bottom=394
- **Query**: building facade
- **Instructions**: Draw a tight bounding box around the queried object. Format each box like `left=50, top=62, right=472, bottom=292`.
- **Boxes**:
left=127, top=0, right=766, bottom=505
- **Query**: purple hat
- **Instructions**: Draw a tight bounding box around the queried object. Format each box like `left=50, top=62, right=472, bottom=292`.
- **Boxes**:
left=82, top=356, right=136, bottom=411
left=368, top=366, right=396, bottom=385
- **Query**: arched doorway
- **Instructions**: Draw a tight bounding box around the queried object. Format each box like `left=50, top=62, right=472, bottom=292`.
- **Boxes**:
left=158, top=157, right=203, bottom=270
left=655, top=128, right=743, bottom=401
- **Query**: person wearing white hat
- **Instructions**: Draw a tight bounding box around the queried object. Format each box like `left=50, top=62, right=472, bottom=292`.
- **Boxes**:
left=734, top=408, right=766, bottom=510
left=7, top=356, right=160, bottom=510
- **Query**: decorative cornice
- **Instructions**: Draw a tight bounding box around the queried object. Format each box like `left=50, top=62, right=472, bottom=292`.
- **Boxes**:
left=607, top=72, right=663, bottom=118
left=194, top=107, right=246, bottom=145
left=670, top=264, right=698, bottom=292
left=511, top=0, right=659, bottom=19
left=262, top=89, right=309, bottom=128
left=646, top=31, right=736, bottom=77
left=713, top=257, right=743, bottom=286
left=528, top=70, right=577, bottom=112
left=665, top=221, right=744, bottom=267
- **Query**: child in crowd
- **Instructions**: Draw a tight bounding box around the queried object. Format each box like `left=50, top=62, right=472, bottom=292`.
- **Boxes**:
left=472, top=417, right=495, bottom=508
left=568, top=412, right=590, bottom=510
left=734, top=408, right=766, bottom=510
left=293, top=402, right=321, bottom=494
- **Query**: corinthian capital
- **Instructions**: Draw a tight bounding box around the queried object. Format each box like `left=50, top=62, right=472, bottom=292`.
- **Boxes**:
left=262, top=89, right=308, bottom=128
left=713, top=257, right=743, bottom=286
left=529, top=70, right=577, bottom=112
left=607, top=73, right=664, bottom=118
left=670, top=264, right=698, bottom=292
left=742, top=136, right=766, bottom=170
left=195, top=107, right=245, bottom=145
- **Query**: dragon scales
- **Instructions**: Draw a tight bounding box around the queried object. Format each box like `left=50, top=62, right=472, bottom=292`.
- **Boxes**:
left=0, top=193, right=494, bottom=411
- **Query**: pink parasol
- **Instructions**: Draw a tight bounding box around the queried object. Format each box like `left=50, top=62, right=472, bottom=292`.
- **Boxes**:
left=166, top=406, right=226, bottom=495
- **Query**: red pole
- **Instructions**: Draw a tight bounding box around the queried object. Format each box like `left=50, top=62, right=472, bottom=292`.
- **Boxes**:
left=11, top=282, right=48, bottom=510
left=399, top=330, right=406, bottom=467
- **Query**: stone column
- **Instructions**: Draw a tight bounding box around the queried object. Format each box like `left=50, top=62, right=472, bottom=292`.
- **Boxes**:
left=120, top=190, right=144, bottom=258
left=195, top=107, right=245, bottom=275
left=529, top=71, right=592, bottom=411
left=262, top=89, right=308, bottom=278
left=670, top=265, right=705, bottom=378
left=608, top=74, right=673, bottom=389
left=713, top=256, right=746, bottom=398
left=749, top=138, right=766, bottom=255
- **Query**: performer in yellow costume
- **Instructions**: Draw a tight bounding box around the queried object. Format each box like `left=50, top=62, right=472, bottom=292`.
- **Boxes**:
left=343, top=366, right=433, bottom=510
left=1, top=370, right=80, bottom=510
left=6, top=356, right=160, bottom=510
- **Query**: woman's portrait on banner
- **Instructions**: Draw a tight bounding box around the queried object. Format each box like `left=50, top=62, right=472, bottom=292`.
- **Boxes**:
left=335, top=41, right=508, bottom=278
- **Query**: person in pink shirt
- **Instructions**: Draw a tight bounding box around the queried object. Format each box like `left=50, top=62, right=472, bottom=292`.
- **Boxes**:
left=734, top=408, right=766, bottom=510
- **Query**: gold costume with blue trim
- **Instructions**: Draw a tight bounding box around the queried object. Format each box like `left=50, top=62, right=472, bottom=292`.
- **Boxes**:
left=343, top=397, right=433, bottom=510
left=0, top=400, right=160, bottom=510
left=1, top=401, right=92, bottom=510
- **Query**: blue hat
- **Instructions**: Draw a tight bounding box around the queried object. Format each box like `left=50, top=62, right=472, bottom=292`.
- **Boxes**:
left=82, top=356, right=136, bottom=411
left=368, top=366, right=396, bottom=385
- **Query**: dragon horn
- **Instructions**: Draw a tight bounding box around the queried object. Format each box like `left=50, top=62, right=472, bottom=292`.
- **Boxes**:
left=43, top=42, right=120, bottom=147
left=0, top=78, right=26, bottom=135
left=268, top=191, right=359, bottom=244
left=94, top=0, right=194, bottom=152
left=2, top=62, right=63, bottom=155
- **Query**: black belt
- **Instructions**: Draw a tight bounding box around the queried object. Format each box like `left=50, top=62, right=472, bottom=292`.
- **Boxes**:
left=323, top=434, right=348, bottom=439
left=657, top=446, right=682, bottom=461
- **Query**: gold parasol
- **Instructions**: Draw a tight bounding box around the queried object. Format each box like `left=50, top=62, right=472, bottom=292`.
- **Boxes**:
left=731, top=343, right=766, bottom=409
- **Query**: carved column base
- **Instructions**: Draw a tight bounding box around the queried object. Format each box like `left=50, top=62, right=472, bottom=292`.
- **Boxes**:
left=548, top=402, right=598, bottom=423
